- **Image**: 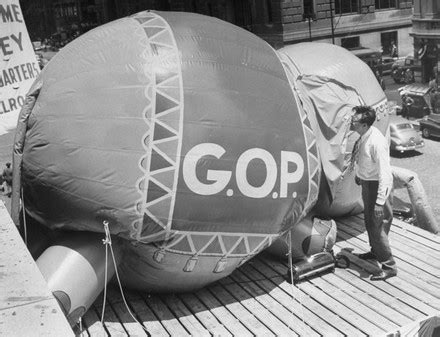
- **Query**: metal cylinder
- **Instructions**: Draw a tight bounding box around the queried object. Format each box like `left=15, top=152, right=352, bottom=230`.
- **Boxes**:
left=291, top=251, right=335, bottom=282
left=36, top=232, right=123, bottom=326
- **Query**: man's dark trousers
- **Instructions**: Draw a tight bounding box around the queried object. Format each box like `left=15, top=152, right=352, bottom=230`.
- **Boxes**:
left=361, top=180, right=396, bottom=271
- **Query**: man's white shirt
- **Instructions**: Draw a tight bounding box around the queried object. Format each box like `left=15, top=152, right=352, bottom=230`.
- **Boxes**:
left=355, top=126, right=393, bottom=205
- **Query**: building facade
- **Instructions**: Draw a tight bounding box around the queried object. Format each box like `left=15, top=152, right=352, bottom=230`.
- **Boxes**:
left=278, top=0, right=413, bottom=58
left=21, top=0, right=413, bottom=57
left=411, top=0, right=440, bottom=83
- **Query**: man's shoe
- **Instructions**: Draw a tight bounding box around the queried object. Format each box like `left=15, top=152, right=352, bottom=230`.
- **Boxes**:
left=370, top=269, right=397, bottom=281
left=356, top=251, right=376, bottom=260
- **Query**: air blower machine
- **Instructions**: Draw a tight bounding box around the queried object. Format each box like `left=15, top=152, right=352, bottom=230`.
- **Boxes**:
left=285, top=217, right=350, bottom=284
left=287, top=251, right=350, bottom=284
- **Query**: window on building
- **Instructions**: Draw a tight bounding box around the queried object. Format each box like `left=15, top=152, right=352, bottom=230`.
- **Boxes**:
left=375, top=0, right=396, bottom=10
left=265, top=0, right=273, bottom=24
left=303, top=0, right=315, bottom=19
left=341, top=36, right=360, bottom=49
left=335, top=0, right=359, bottom=15
left=233, top=0, right=253, bottom=30
left=157, top=0, right=171, bottom=11
left=381, top=31, right=398, bottom=56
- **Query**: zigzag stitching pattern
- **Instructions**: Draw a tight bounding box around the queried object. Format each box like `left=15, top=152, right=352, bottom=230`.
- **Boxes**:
left=278, top=53, right=321, bottom=218
left=156, top=232, right=278, bottom=257
left=130, top=11, right=184, bottom=241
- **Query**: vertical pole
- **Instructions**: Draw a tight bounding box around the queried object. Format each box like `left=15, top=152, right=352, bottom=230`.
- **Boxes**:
left=308, top=17, right=312, bottom=41
left=330, top=0, right=335, bottom=44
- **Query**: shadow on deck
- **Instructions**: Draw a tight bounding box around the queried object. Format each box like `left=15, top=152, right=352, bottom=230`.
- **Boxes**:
left=80, top=214, right=440, bottom=336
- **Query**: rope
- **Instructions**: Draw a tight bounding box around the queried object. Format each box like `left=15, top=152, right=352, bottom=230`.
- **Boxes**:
left=78, top=317, right=83, bottom=336
left=101, top=220, right=149, bottom=333
left=21, top=187, right=27, bottom=245
left=100, top=221, right=110, bottom=325
left=287, top=230, right=307, bottom=336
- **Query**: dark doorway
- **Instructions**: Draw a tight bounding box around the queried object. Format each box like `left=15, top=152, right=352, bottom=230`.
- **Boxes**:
left=381, top=31, right=398, bottom=57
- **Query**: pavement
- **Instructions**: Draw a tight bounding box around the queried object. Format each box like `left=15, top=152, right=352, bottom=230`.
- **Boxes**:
left=383, top=75, right=440, bottom=223
left=0, top=132, right=14, bottom=213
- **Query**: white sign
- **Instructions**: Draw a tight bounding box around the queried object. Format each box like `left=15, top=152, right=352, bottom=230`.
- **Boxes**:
left=0, top=0, right=39, bottom=135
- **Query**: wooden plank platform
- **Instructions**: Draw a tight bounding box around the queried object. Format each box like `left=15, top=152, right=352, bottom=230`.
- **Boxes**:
left=80, top=214, right=440, bottom=336
left=0, top=201, right=74, bottom=337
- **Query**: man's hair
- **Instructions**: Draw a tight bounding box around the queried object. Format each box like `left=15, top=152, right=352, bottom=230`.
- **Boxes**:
left=352, top=105, right=376, bottom=127
left=6, top=162, right=11, bottom=168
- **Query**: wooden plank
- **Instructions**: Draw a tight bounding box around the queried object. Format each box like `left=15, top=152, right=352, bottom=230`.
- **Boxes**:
left=391, top=224, right=440, bottom=257
left=295, top=280, right=384, bottom=335
left=92, top=213, right=440, bottom=336
left=93, top=303, right=128, bottom=336
left=218, top=276, right=302, bottom=336
left=139, top=294, right=190, bottom=336
left=207, top=283, right=276, bottom=336
left=231, top=267, right=329, bottom=336
left=0, top=201, right=74, bottom=337
left=194, top=288, right=252, bottom=337
left=334, top=230, right=440, bottom=311
left=322, top=272, right=413, bottom=326
left=110, top=288, right=170, bottom=336
left=365, top=215, right=440, bottom=245
left=331, top=262, right=433, bottom=321
left=337, top=219, right=439, bottom=279
left=254, top=257, right=368, bottom=336
left=310, top=276, right=399, bottom=332
left=333, top=245, right=439, bottom=317
left=82, top=307, right=107, bottom=337
left=337, top=221, right=440, bottom=299
left=340, top=216, right=440, bottom=268
left=161, top=294, right=211, bottom=337
left=125, top=299, right=170, bottom=336
left=388, top=227, right=440, bottom=264
left=104, top=288, right=149, bottom=336
left=178, top=293, right=233, bottom=337
left=237, top=263, right=345, bottom=336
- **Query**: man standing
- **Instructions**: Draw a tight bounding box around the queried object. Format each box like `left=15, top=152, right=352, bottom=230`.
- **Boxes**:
left=350, top=105, right=396, bottom=281
left=390, top=41, right=398, bottom=58
left=401, top=92, right=414, bottom=119
left=2, top=162, right=13, bottom=198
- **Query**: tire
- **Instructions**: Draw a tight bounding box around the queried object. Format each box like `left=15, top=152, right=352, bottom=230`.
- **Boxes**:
left=404, top=69, right=415, bottom=84
left=392, top=69, right=402, bottom=84
left=422, top=128, right=430, bottom=138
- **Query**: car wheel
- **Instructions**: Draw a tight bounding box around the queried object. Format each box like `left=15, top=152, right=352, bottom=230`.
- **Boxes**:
left=405, top=70, right=415, bottom=84
left=392, top=70, right=401, bottom=83
left=422, top=128, right=430, bottom=138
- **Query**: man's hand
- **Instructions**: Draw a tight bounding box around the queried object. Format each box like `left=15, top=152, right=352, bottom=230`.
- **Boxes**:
left=374, top=203, right=384, bottom=218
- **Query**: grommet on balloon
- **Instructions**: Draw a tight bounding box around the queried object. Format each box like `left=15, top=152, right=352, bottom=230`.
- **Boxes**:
left=184, top=256, right=199, bottom=272
left=153, top=248, right=166, bottom=263
left=214, top=257, right=228, bottom=273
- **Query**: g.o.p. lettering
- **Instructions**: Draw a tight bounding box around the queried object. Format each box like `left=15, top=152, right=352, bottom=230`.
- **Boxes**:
left=183, top=143, right=305, bottom=199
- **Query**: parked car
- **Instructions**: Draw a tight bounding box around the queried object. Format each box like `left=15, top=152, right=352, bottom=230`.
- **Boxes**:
left=380, top=56, right=396, bottom=75
left=419, top=113, right=440, bottom=139
left=350, top=47, right=385, bottom=89
left=397, top=84, right=434, bottom=119
left=391, top=55, right=420, bottom=84
left=389, top=115, right=424, bottom=153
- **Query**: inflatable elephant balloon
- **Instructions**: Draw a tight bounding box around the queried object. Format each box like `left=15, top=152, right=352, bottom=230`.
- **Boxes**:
left=11, top=11, right=389, bottom=325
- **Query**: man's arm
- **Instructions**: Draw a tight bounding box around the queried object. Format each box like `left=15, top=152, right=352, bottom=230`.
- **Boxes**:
left=374, top=138, right=393, bottom=217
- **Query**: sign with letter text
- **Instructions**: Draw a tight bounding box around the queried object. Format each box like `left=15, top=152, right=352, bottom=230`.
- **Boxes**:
left=0, top=0, right=39, bottom=135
